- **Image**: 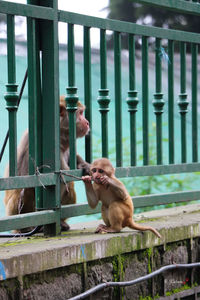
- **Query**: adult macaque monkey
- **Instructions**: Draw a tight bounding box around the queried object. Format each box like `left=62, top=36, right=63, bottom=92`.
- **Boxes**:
left=82, top=158, right=161, bottom=238
left=4, top=95, right=90, bottom=232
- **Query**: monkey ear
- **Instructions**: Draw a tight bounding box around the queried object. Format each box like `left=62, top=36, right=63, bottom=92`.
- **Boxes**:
left=60, top=104, right=66, bottom=117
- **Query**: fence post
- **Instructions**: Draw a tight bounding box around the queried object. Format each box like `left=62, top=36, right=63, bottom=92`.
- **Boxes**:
left=4, top=15, right=18, bottom=177
left=27, top=0, right=43, bottom=210
left=38, top=0, right=60, bottom=235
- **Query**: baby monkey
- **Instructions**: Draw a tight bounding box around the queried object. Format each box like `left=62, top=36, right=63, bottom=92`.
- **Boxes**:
left=82, top=158, right=161, bottom=238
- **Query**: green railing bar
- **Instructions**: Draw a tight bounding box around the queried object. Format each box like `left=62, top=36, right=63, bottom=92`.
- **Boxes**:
left=0, top=187, right=199, bottom=232
left=0, top=210, right=56, bottom=232
left=59, top=11, right=200, bottom=44
left=61, top=202, right=101, bottom=219
left=114, top=31, right=122, bottom=167
left=0, top=169, right=85, bottom=191
left=66, top=23, right=78, bottom=169
left=27, top=4, right=43, bottom=209
left=7, top=15, right=16, bottom=84
left=191, top=43, right=198, bottom=163
left=1, top=162, right=200, bottom=191
left=178, top=42, right=188, bottom=163
left=5, top=15, right=18, bottom=177
left=129, top=0, right=200, bottom=16
left=27, top=17, right=37, bottom=175
left=0, top=1, right=56, bottom=20
left=1, top=3, right=199, bottom=42
left=39, top=0, right=60, bottom=235
left=98, top=29, right=110, bottom=158
left=115, top=162, right=200, bottom=177
left=67, top=23, right=75, bottom=87
left=142, top=36, right=149, bottom=165
left=153, top=38, right=165, bottom=165
left=132, top=190, right=200, bottom=208
left=61, top=189, right=200, bottom=219
left=168, top=40, right=174, bottom=164
left=126, top=34, right=139, bottom=166
left=84, top=26, right=92, bottom=163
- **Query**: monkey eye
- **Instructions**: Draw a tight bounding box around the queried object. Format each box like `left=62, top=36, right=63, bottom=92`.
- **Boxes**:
left=98, top=169, right=104, bottom=174
left=91, top=168, right=97, bottom=173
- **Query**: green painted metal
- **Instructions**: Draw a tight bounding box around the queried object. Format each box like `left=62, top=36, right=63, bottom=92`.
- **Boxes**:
left=0, top=0, right=200, bottom=234
left=168, top=40, right=174, bottom=164
left=59, top=11, right=200, bottom=44
left=84, top=26, right=92, bottom=163
left=4, top=15, right=18, bottom=177
left=66, top=23, right=78, bottom=170
left=142, top=36, right=149, bottom=166
left=191, top=43, right=198, bottom=163
left=126, top=34, right=139, bottom=166
left=178, top=42, right=189, bottom=163
left=153, top=38, right=165, bottom=165
left=0, top=210, right=57, bottom=232
left=0, top=0, right=57, bottom=19
left=27, top=1, right=43, bottom=209
left=39, top=0, right=60, bottom=235
left=114, top=31, right=122, bottom=167
left=132, top=190, right=200, bottom=208
left=97, top=29, right=110, bottom=158
left=129, top=0, right=200, bottom=16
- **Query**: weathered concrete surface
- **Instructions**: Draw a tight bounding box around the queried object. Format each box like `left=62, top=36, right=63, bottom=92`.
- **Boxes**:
left=0, top=203, right=200, bottom=299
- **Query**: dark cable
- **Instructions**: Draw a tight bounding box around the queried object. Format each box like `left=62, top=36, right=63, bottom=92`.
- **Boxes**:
left=68, top=262, right=200, bottom=300
left=0, top=225, right=42, bottom=238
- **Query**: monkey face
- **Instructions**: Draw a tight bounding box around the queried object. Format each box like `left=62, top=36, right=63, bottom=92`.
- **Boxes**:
left=91, top=167, right=105, bottom=184
left=76, top=106, right=90, bottom=138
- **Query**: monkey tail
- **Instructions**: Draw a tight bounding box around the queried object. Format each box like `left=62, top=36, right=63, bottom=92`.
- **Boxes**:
left=127, top=219, right=161, bottom=238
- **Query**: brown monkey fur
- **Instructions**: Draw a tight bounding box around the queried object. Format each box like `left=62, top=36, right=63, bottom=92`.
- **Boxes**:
left=82, top=158, right=161, bottom=238
left=4, top=95, right=90, bottom=232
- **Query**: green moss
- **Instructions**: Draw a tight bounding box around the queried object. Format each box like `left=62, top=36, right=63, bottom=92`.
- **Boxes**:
left=166, top=284, right=190, bottom=296
left=138, top=218, right=160, bottom=224
left=139, top=296, right=159, bottom=300
left=145, top=247, right=153, bottom=274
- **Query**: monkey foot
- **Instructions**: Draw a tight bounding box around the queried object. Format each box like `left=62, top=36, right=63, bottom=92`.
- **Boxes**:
left=95, top=224, right=107, bottom=233
left=61, top=221, right=70, bottom=232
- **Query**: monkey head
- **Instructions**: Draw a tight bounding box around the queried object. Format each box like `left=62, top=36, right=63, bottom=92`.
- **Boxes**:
left=59, top=95, right=90, bottom=139
left=90, top=158, right=115, bottom=184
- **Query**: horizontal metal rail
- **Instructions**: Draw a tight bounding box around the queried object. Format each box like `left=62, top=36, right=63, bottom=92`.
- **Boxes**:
left=0, top=163, right=200, bottom=191
left=59, top=11, right=200, bottom=44
left=0, top=188, right=199, bottom=232
left=130, top=0, right=200, bottom=16
left=0, top=2, right=199, bottom=44
left=0, top=210, right=56, bottom=232
left=61, top=189, right=200, bottom=218
left=0, top=1, right=56, bottom=20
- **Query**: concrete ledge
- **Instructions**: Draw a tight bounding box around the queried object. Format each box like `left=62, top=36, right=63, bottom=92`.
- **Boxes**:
left=0, top=203, right=200, bottom=281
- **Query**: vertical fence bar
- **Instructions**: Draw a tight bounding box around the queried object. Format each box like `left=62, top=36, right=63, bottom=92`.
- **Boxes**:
left=27, top=10, right=42, bottom=209
left=191, top=43, right=198, bottom=162
left=66, top=23, right=78, bottom=170
left=168, top=40, right=174, bottom=164
left=84, top=26, right=92, bottom=163
left=178, top=42, right=188, bottom=163
left=40, top=0, right=60, bottom=235
left=114, top=31, right=122, bottom=167
left=153, top=38, right=165, bottom=165
left=126, top=34, right=138, bottom=166
left=4, top=14, right=18, bottom=177
left=142, top=36, right=149, bottom=165
left=97, top=29, right=110, bottom=158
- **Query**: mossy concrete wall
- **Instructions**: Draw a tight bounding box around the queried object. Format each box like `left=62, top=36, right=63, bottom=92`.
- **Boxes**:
left=0, top=204, right=200, bottom=300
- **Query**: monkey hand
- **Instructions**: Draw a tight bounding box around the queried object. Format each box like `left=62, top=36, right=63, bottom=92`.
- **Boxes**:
left=98, top=175, right=110, bottom=188
left=82, top=175, right=92, bottom=184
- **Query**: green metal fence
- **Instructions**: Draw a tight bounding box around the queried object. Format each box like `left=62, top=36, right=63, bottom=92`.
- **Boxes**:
left=0, top=0, right=199, bottom=235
